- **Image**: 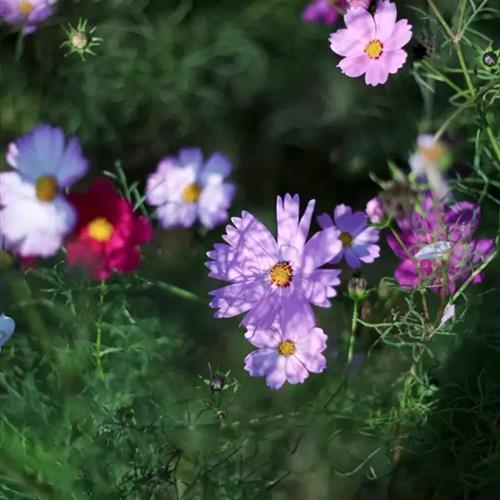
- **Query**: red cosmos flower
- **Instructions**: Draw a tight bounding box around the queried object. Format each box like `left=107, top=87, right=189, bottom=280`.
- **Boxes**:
left=66, top=179, right=152, bottom=280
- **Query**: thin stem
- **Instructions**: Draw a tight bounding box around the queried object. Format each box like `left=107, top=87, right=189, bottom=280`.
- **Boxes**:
left=450, top=248, right=498, bottom=304
left=95, top=279, right=106, bottom=380
left=347, top=298, right=359, bottom=366
left=486, top=125, right=500, bottom=164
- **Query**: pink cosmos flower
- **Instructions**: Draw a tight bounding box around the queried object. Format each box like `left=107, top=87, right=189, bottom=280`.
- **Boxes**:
left=329, top=0, right=412, bottom=86
left=146, top=148, right=235, bottom=230
left=244, top=314, right=327, bottom=390
left=207, top=194, right=342, bottom=330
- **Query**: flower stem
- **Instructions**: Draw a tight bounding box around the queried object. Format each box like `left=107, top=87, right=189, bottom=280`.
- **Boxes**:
left=347, top=298, right=359, bottom=366
left=95, top=279, right=106, bottom=380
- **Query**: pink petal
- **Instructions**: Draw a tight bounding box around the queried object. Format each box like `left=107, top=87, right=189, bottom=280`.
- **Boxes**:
left=338, top=54, right=371, bottom=77
left=284, top=356, right=309, bottom=385
left=344, top=7, right=376, bottom=40
left=209, top=279, right=267, bottom=318
left=374, top=0, right=397, bottom=41
left=245, top=326, right=281, bottom=348
left=381, top=49, right=408, bottom=75
left=364, top=60, right=390, bottom=86
left=244, top=348, right=279, bottom=377
left=265, top=356, right=288, bottom=389
left=384, top=19, right=413, bottom=50
left=329, top=29, right=365, bottom=58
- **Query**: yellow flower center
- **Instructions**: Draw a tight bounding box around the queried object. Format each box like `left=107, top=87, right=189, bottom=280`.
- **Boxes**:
left=35, top=175, right=58, bottom=202
left=365, top=40, right=383, bottom=59
left=182, top=183, right=202, bottom=203
left=421, top=143, right=445, bottom=162
left=278, top=340, right=296, bottom=357
left=18, top=1, right=33, bottom=14
left=340, top=232, right=353, bottom=247
left=87, top=217, right=114, bottom=242
left=269, top=261, right=294, bottom=287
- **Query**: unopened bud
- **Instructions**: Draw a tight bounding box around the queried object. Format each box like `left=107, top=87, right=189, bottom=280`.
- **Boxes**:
left=482, top=50, right=498, bottom=68
left=348, top=274, right=367, bottom=300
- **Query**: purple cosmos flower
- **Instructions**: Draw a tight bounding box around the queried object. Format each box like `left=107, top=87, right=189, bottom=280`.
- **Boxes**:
left=244, top=315, right=327, bottom=389
left=0, top=0, right=57, bottom=34
left=207, top=194, right=342, bottom=329
left=302, top=0, right=346, bottom=25
left=387, top=196, right=495, bottom=293
left=146, top=148, right=235, bottom=230
left=0, top=125, right=89, bottom=257
left=329, top=0, right=413, bottom=86
left=318, top=204, right=380, bottom=268
left=366, top=197, right=385, bottom=224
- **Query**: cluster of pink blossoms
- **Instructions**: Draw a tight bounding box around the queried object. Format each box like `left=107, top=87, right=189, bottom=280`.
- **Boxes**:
left=207, top=195, right=380, bottom=389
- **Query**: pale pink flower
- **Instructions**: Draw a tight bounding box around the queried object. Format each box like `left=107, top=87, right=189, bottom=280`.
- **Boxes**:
left=329, top=0, right=412, bottom=86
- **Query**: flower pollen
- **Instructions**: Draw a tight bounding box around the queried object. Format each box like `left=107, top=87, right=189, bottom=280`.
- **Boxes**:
left=269, top=261, right=294, bottom=287
left=340, top=231, right=353, bottom=247
left=18, top=0, right=33, bottom=14
left=87, top=217, right=114, bottom=242
left=421, top=143, right=444, bottom=162
left=278, top=339, right=296, bottom=357
left=365, top=39, right=383, bottom=59
left=35, top=175, right=58, bottom=202
left=182, top=183, right=202, bottom=203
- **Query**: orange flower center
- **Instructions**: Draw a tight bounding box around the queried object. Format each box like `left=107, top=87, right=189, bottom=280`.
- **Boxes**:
left=18, top=1, right=33, bottom=14
left=278, top=340, right=296, bottom=357
left=421, top=143, right=445, bottom=162
left=365, top=40, right=383, bottom=59
left=35, top=175, right=58, bottom=202
left=269, top=262, right=294, bottom=287
left=182, top=183, right=202, bottom=203
left=340, top=232, right=353, bottom=247
left=87, top=217, right=114, bottom=242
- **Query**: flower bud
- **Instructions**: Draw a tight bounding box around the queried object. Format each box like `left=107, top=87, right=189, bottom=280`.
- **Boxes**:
left=482, top=50, right=498, bottom=68
left=210, top=375, right=225, bottom=391
left=365, top=197, right=385, bottom=224
left=348, top=274, right=367, bottom=300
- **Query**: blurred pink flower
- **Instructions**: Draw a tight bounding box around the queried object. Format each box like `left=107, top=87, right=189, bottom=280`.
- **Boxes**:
left=302, top=0, right=346, bottom=26
left=329, top=0, right=412, bottom=86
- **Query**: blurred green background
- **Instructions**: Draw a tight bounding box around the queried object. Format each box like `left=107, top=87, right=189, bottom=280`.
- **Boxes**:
left=1, top=0, right=500, bottom=499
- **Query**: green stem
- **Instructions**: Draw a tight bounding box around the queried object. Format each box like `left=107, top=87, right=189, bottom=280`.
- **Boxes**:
left=486, top=125, right=500, bottom=164
left=450, top=248, right=498, bottom=305
left=347, top=298, right=359, bottom=365
left=95, top=280, right=106, bottom=379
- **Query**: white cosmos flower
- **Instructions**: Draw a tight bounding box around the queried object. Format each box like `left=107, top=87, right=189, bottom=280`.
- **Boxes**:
left=0, top=125, right=89, bottom=257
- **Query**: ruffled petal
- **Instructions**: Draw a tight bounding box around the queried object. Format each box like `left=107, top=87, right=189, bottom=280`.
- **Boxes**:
left=374, top=0, right=397, bottom=41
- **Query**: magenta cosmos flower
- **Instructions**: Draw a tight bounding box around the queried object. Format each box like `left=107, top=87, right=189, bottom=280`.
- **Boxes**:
left=146, top=148, right=235, bottom=230
left=0, top=0, right=57, bottom=33
left=387, top=196, right=494, bottom=293
left=318, top=204, right=380, bottom=268
left=0, top=125, right=88, bottom=257
left=329, top=0, right=412, bottom=86
left=302, top=0, right=346, bottom=25
left=207, top=194, right=342, bottom=329
left=244, top=314, right=327, bottom=389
